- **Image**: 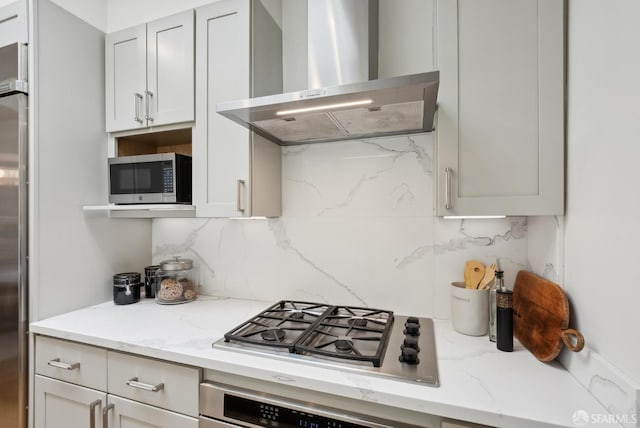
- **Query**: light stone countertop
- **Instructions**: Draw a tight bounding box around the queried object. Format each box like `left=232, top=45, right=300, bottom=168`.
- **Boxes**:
left=30, top=296, right=611, bottom=428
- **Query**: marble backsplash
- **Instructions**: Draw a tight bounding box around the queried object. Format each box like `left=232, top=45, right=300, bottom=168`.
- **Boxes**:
left=152, top=134, right=640, bottom=423
left=152, top=133, right=544, bottom=318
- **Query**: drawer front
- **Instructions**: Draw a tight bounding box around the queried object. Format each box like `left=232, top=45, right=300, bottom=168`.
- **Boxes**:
left=35, top=335, right=107, bottom=391
left=107, top=351, right=199, bottom=417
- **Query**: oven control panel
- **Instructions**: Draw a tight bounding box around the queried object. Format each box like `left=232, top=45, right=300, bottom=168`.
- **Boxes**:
left=226, top=394, right=367, bottom=428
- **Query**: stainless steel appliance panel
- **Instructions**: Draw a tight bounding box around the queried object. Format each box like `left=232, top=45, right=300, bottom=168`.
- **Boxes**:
left=200, top=381, right=426, bottom=428
left=0, top=90, right=28, bottom=428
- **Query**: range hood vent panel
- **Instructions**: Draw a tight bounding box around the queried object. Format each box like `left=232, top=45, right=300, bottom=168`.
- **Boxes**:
left=218, top=71, right=439, bottom=145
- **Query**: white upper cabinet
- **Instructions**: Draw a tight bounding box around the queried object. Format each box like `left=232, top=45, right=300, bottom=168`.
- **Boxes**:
left=105, top=25, right=146, bottom=132
left=193, top=0, right=282, bottom=217
left=0, top=1, right=27, bottom=47
left=436, top=0, right=564, bottom=216
left=106, top=10, right=194, bottom=133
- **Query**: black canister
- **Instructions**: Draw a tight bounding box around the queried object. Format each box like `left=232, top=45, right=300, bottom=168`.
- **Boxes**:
left=113, top=272, right=141, bottom=305
left=144, top=265, right=160, bottom=298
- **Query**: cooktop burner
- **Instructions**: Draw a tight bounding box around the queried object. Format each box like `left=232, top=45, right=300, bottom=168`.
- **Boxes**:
left=218, top=301, right=440, bottom=386
left=295, top=305, right=393, bottom=367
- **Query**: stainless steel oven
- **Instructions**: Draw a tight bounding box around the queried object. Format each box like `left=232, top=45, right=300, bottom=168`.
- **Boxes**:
left=108, top=153, right=191, bottom=204
left=199, top=381, right=427, bottom=428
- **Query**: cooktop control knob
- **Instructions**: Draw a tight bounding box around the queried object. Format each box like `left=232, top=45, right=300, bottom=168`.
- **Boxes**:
left=406, top=316, right=420, bottom=325
left=399, top=347, right=420, bottom=364
left=401, top=337, right=420, bottom=352
left=404, top=322, right=420, bottom=336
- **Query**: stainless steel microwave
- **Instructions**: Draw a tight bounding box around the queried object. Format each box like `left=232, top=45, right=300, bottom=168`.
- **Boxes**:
left=108, top=153, right=192, bottom=204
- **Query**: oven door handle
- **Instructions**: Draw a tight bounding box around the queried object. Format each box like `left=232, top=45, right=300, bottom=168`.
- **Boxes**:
left=199, top=415, right=245, bottom=428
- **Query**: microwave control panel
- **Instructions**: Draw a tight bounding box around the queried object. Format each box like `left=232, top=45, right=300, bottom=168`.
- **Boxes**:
left=162, top=161, right=174, bottom=192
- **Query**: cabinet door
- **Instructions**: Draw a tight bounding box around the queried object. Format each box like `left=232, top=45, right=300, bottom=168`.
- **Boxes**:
left=436, top=0, right=564, bottom=216
left=106, top=24, right=147, bottom=132
left=194, top=0, right=251, bottom=217
left=34, top=375, right=106, bottom=428
left=106, top=395, right=198, bottom=428
left=146, top=10, right=195, bottom=127
left=0, top=1, right=27, bottom=47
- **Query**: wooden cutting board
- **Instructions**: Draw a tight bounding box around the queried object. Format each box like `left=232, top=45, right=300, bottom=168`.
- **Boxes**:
left=513, top=271, right=585, bottom=362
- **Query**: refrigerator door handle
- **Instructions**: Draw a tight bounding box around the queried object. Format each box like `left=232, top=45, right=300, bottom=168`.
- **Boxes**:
left=47, top=357, right=80, bottom=370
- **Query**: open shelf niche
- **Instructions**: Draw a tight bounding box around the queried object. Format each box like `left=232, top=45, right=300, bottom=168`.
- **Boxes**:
left=83, top=126, right=195, bottom=218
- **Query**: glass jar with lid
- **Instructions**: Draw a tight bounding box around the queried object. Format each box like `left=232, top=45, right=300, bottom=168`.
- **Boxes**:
left=155, top=257, right=198, bottom=304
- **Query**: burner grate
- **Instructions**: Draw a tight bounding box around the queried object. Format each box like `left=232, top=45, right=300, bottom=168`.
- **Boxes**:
left=224, top=301, right=394, bottom=367
left=294, top=306, right=394, bottom=367
left=223, top=301, right=332, bottom=352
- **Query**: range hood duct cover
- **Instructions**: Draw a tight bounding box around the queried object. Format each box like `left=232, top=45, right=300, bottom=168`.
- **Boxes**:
left=216, top=0, right=439, bottom=146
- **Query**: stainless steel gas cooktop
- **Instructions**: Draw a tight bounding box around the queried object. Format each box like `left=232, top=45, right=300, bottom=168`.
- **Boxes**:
left=213, top=301, right=439, bottom=386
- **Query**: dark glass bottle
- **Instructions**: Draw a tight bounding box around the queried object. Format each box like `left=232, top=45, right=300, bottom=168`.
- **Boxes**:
left=496, top=288, right=514, bottom=352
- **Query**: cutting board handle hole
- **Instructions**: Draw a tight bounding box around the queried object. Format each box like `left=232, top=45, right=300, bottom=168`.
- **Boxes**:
left=561, top=329, right=585, bottom=352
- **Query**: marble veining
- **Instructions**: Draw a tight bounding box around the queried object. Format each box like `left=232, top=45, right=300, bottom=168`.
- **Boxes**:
left=559, top=347, right=640, bottom=427
left=153, top=134, right=529, bottom=318
left=267, top=218, right=367, bottom=306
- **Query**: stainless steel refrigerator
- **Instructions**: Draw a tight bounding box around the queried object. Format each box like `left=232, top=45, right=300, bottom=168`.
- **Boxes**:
left=0, top=42, right=28, bottom=428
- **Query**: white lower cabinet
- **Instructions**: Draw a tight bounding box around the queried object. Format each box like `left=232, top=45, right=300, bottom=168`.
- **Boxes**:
left=105, top=395, right=198, bottom=428
left=34, top=375, right=106, bottom=428
left=34, top=336, right=199, bottom=428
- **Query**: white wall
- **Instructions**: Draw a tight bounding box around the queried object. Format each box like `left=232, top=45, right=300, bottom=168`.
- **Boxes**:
left=30, top=0, right=151, bottom=320
left=565, top=0, right=640, bottom=384
left=49, top=0, right=106, bottom=31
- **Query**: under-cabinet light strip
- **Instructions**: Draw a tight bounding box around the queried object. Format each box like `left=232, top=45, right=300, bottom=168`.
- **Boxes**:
left=443, top=216, right=507, bottom=219
left=276, top=99, right=373, bottom=116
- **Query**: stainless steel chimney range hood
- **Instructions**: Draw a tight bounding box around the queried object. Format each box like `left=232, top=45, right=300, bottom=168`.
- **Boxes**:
left=217, top=71, right=439, bottom=146
left=216, top=0, right=439, bottom=146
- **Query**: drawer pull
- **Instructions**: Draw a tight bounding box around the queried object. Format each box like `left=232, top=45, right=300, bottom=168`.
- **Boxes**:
left=47, top=358, right=80, bottom=370
left=89, top=399, right=102, bottom=428
left=126, top=377, right=164, bottom=392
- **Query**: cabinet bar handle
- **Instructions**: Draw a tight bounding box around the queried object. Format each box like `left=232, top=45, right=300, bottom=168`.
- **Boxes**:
left=47, top=358, right=80, bottom=370
left=445, top=167, right=452, bottom=210
left=126, top=376, right=164, bottom=392
left=236, top=179, right=245, bottom=213
left=89, top=399, right=101, bottom=428
left=0, top=14, right=18, bottom=25
left=145, top=90, right=154, bottom=122
left=103, top=403, right=114, bottom=428
left=134, top=93, right=143, bottom=123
